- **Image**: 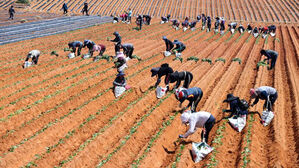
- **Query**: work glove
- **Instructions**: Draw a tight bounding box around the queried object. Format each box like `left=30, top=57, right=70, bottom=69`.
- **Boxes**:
left=179, top=134, right=184, bottom=138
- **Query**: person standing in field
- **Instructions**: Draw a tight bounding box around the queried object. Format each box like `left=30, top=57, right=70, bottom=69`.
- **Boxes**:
left=82, top=2, right=89, bottom=16
left=8, top=5, right=15, bottom=20
left=61, top=3, right=68, bottom=14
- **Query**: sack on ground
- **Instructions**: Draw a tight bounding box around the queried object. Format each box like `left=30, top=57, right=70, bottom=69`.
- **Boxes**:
left=93, top=56, right=100, bottom=62
left=160, top=21, right=165, bottom=24
left=183, top=27, right=188, bottom=31
left=156, top=86, right=167, bottom=99
left=191, top=142, right=214, bottom=163
left=164, top=51, right=171, bottom=57
left=117, top=63, right=127, bottom=72
left=68, top=53, right=75, bottom=59
left=114, top=86, right=126, bottom=98
left=175, top=27, right=179, bottom=31
left=253, top=33, right=259, bottom=38
left=175, top=52, right=182, bottom=57
left=270, top=32, right=275, bottom=37
left=231, top=29, right=235, bottom=34
left=83, top=53, right=91, bottom=59
left=261, top=110, right=274, bottom=126
left=23, top=61, right=32, bottom=68
left=248, top=30, right=252, bottom=33
left=228, top=115, right=247, bottom=132
left=113, top=20, right=117, bottom=24
left=262, top=34, right=267, bottom=39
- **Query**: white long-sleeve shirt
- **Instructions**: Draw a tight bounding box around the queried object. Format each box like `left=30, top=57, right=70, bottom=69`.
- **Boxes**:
left=28, top=50, right=40, bottom=58
left=182, top=111, right=211, bottom=138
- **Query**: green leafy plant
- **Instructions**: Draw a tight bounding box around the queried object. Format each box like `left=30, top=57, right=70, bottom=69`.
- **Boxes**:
left=173, top=57, right=183, bottom=63
left=232, top=58, right=242, bottom=64
left=50, top=51, right=59, bottom=56
left=202, top=58, right=212, bottom=64
left=215, top=58, right=226, bottom=63
left=187, top=56, right=199, bottom=63
left=133, top=27, right=140, bottom=31
left=16, top=0, right=29, bottom=4
left=20, top=19, right=27, bottom=23
left=131, top=55, right=142, bottom=61
left=256, top=61, right=268, bottom=70
left=64, top=48, right=73, bottom=52
left=106, top=37, right=111, bottom=41
left=205, top=120, right=227, bottom=168
left=99, top=55, right=110, bottom=62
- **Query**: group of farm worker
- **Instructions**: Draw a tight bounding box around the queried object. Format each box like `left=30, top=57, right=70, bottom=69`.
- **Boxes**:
left=150, top=61, right=278, bottom=144
left=22, top=13, right=279, bottom=148
left=165, top=14, right=277, bottom=38
left=112, top=8, right=133, bottom=23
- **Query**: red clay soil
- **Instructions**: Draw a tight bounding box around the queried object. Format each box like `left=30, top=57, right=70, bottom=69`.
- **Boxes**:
left=0, top=16, right=298, bottom=168
left=1, top=0, right=296, bottom=23
left=0, top=9, right=61, bottom=26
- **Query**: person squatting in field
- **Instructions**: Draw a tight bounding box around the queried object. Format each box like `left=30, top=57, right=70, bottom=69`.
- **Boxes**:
left=220, top=18, right=225, bottom=34
left=250, top=86, right=278, bottom=111
left=171, top=19, right=180, bottom=29
left=223, top=94, right=248, bottom=118
left=214, top=17, right=220, bottom=33
left=121, top=43, right=134, bottom=59
left=113, top=72, right=127, bottom=87
left=169, top=71, right=193, bottom=89
left=201, top=14, right=207, bottom=30
left=161, top=14, right=171, bottom=23
left=175, top=87, right=203, bottom=112
left=114, top=51, right=127, bottom=73
left=173, top=40, right=186, bottom=55
left=162, top=36, right=174, bottom=52
left=83, top=40, right=95, bottom=56
left=207, top=16, right=211, bottom=32
left=247, top=24, right=253, bottom=33
left=151, top=63, right=174, bottom=90
left=238, top=24, right=245, bottom=33
left=179, top=111, right=215, bottom=144
left=268, top=25, right=276, bottom=34
left=110, top=31, right=122, bottom=55
left=189, top=21, right=197, bottom=31
left=228, top=22, right=237, bottom=33
left=25, top=50, right=40, bottom=65
left=260, top=49, right=278, bottom=70
left=68, top=41, right=83, bottom=56
left=143, top=15, right=151, bottom=25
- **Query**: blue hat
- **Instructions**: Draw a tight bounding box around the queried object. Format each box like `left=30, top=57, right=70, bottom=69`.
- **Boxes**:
left=162, top=36, right=167, bottom=40
left=113, top=31, right=119, bottom=35
left=117, top=72, right=125, bottom=77
left=173, top=39, right=180, bottom=44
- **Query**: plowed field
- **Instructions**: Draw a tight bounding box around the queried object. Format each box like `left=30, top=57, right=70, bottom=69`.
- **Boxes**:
left=0, top=19, right=298, bottom=168
left=1, top=0, right=298, bottom=23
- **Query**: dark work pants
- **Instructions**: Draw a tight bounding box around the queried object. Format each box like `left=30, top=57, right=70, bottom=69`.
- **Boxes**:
left=183, top=72, right=193, bottom=88
left=264, top=92, right=278, bottom=111
left=9, top=13, right=14, bottom=20
left=191, top=89, right=203, bottom=112
left=202, top=115, right=215, bottom=143
left=126, top=48, right=134, bottom=58
left=270, top=55, right=278, bottom=69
